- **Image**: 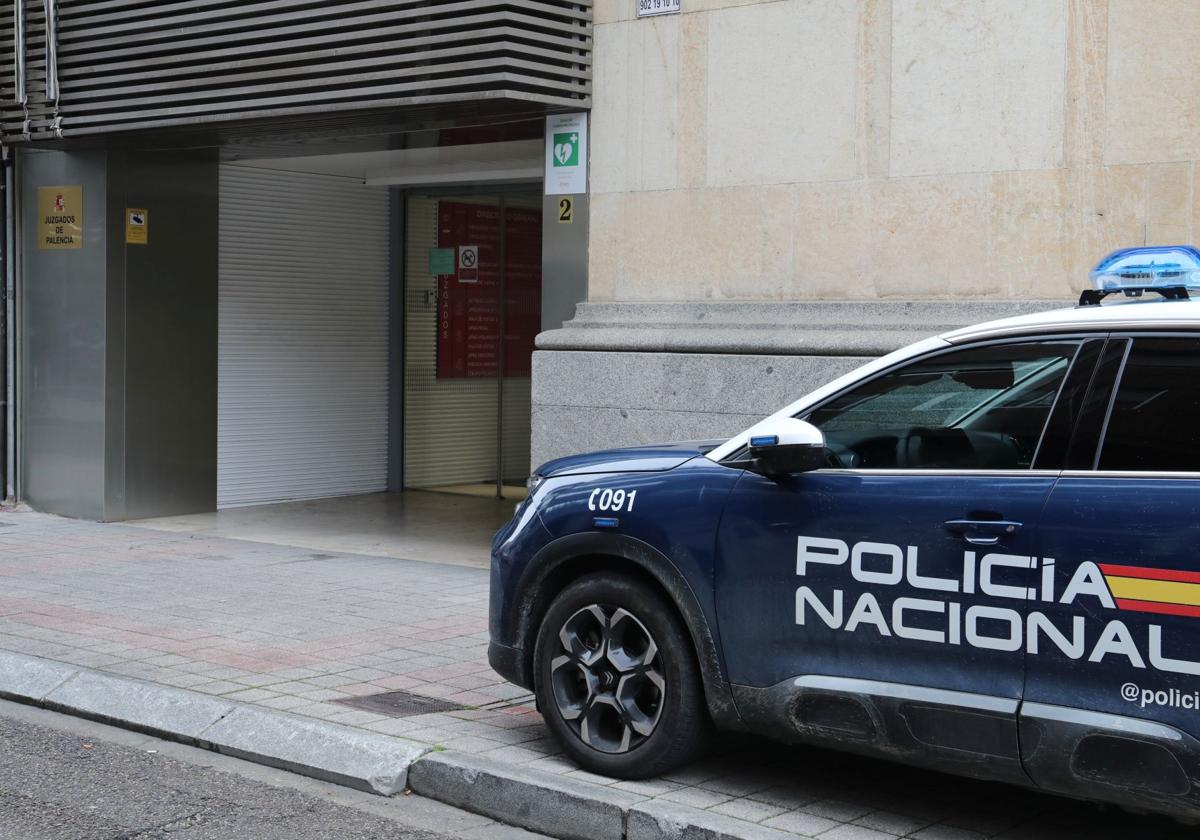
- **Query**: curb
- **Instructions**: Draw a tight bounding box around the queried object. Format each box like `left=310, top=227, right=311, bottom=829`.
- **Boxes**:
left=0, top=651, right=784, bottom=840
left=408, top=750, right=795, bottom=840
left=0, top=651, right=427, bottom=795
left=408, top=749, right=640, bottom=840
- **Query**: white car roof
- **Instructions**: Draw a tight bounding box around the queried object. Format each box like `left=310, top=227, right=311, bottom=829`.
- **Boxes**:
left=943, top=296, right=1200, bottom=343
left=705, top=296, right=1200, bottom=463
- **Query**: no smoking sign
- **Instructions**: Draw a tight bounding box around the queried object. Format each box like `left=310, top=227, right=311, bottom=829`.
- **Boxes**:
left=458, top=245, right=479, bottom=283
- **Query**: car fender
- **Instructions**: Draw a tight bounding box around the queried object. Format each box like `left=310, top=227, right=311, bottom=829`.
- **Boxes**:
left=507, top=530, right=744, bottom=730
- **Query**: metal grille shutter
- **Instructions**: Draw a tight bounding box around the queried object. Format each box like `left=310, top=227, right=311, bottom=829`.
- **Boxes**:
left=0, top=0, right=592, bottom=142
left=218, top=165, right=390, bottom=508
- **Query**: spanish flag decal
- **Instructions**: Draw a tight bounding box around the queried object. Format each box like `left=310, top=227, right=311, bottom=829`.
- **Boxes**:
left=1100, top=564, right=1200, bottom=618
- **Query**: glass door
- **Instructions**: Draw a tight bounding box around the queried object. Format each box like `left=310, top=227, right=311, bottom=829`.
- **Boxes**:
left=402, top=191, right=542, bottom=499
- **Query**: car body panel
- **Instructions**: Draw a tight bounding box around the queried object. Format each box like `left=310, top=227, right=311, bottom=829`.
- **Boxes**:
left=489, top=455, right=744, bottom=722
left=715, top=469, right=1058, bottom=695
left=1025, top=474, right=1200, bottom=743
left=535, top=441, right=723, bottom=478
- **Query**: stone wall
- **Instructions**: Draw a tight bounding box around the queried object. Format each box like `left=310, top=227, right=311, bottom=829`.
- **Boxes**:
left=530, top=300, right=1057, bottom=466
left=587, top=0, right=1198, bottom=302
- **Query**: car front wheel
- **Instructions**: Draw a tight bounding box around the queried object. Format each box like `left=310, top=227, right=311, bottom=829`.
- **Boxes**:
left=532, top=571, right=709, bottom=778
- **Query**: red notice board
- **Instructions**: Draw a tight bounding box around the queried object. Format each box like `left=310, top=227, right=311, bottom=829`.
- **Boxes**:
left=436, top=201, right=542, bottom=379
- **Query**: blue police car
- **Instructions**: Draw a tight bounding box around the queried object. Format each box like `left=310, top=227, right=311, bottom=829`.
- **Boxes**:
left=489, top=246, right=1200, bottom=819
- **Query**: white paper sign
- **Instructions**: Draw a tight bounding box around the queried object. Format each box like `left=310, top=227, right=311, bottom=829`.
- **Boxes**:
left=544, top=112, right=587, bottom=196
left=637, top=0, right=680, bottom=16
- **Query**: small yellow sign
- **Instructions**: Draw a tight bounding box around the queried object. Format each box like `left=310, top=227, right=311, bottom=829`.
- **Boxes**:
left=37, top=185, right=83, bottom=249
left=557, top=196, right=574, bottom=224
left=126, top=208, right=148, bottom=245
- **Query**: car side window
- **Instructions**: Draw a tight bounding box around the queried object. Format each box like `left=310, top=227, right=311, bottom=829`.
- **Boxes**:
left=1097, top=337, right=1200, bottom=472
left=805, top=342, right=1078, bottom=470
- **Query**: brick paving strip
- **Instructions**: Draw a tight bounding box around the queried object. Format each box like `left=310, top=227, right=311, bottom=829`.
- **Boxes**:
left=0, top=510, right=1188, bottom=840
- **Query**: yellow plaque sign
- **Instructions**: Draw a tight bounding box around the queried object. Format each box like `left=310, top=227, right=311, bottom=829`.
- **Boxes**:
left=126, top=208, right=148, bottom=245
left=557, top=196, right=574, bottom=224
left=37, top=185, right=83, bottom=249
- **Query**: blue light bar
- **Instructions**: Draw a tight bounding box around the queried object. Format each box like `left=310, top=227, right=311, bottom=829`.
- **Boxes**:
left=593, top=517, right=620, bottom=529
left=1090, top=245, right=1200, bottom=292
left=750, top=435, right=779, bottom=447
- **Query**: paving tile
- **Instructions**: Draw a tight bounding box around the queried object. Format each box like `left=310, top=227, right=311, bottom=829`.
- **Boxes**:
left=818, top=825, right=899, bottom=840
left=154, top=671, right=214, bottom=689
left=439, top=735, right=508, bottom=754
left=854, top=810, right=934, bottom=836
left=192, top=680, right=247, bottom=695
left=294, top=687, right=347, bottom=701
left=698, top=771, right=778, bottom=798
left=563, top=768, right=622, bottom=787
left=255, top=695, right=310, bottom=711
left=520, top=756, right=576, bottom=774
left=323, top=709, right=389, bottom=727
left=658, top=785, right=736, bottom=809
left=362, top=718, right=423, bottom=736
left=708, top=796, right=788, bottom=824
left=762, top=810, right=841, bottom=837
left=804, top=798, right=877, bottom=823
left=609, top=778, right=683, bottom=797
left=221, top=688, right=280, bottom=703
left=301, top=673, right=361, bottom=689
left=747, top=784, right=827, bottom=811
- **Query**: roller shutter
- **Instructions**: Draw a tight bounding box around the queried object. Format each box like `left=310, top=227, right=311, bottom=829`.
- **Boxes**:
left=218, top=165, right=390, bottom=508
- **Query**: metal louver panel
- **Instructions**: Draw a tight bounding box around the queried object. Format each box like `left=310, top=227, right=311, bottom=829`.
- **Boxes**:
left=218, top=165, right=390, bottom=508
left=0, top=0, right=591, bottom=142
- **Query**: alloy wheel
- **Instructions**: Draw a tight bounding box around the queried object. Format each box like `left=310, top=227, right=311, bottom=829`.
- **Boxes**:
left=548, top=603, right=665, bottom=754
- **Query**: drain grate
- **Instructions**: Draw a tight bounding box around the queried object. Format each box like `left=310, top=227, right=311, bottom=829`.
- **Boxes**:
left=334, top=690, right=467, bottom=718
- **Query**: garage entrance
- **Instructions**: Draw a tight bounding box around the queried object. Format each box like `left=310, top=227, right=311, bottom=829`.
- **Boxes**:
left=212, top=135, right=558, bottom=510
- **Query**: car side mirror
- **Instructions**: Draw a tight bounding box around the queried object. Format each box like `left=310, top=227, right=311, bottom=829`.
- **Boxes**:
left=745, top=418, right=826, bottom=476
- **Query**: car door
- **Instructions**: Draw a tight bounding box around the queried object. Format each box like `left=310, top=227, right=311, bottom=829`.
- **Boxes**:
left=1021, top=335, right=1200, bottom=804
left=714, top=337, right=1096, bottom=781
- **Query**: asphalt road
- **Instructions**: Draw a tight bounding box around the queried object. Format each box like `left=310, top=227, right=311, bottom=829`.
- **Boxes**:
left=0, top=700, right=546, bottom=840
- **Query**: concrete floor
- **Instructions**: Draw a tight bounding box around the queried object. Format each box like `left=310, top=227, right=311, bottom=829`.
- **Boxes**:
left=129, top=491, right=516, bottom=569
left=433, top=483, right=528, bottom=501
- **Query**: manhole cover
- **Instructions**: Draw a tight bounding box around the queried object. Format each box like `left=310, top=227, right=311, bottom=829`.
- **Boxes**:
left=334, top=690, right=467, bottom=718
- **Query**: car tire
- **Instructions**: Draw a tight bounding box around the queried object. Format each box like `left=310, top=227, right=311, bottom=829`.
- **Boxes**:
left=532, top=571, right=709, bottom=779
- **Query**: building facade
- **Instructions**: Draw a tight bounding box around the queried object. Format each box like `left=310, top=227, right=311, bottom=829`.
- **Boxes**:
left=3, top=0, right=1199, bottom=519
left=1, top=0, right=591, bottom=519
left=532, top=0, right=1200, bottom=465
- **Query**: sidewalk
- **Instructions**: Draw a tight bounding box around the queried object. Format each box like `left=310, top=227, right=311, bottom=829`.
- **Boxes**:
left=0, top=509, right=1187, bottom=839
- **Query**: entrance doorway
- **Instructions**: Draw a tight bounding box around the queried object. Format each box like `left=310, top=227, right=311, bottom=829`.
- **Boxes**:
left=402, top=191, right=542, bottom=499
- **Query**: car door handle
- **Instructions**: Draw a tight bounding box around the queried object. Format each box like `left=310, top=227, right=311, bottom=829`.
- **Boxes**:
left=943, top=519, right=1022, bottom=546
